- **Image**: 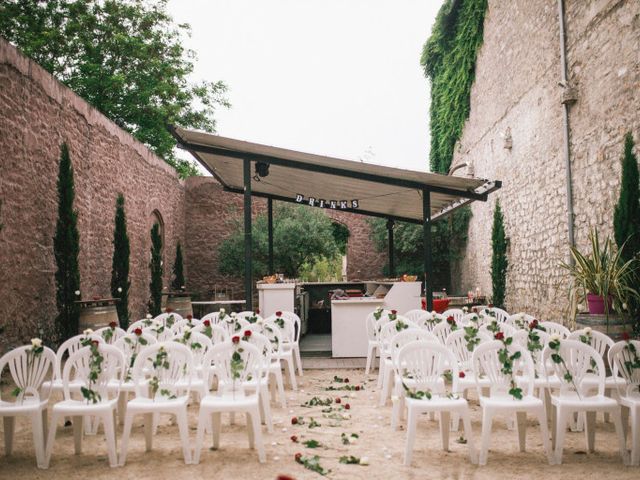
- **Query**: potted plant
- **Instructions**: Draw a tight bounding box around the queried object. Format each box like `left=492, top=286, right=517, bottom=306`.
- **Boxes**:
left=562, top=229, right=639, bottom=331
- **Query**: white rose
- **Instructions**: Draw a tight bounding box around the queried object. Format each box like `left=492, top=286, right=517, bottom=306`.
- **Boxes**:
left=584, top=327, right=592, bottom=335
left=75, top=290, right=81, bottom=296
left=31, top=338, right=42, bottom=348
left=550, top=333, right=561, bottom=342
left=359, top=456, right=369, bottom=466
left=117, top=287, right=122, bottom=293
left=622, top=303, right=628, bottom=311
left=231, top=312, right=237, bottom=317
left=83, top=328, right=93, bottom=335
left=342, top=413, right=351, bottom=420
left=462, top=307, right=468, bottom=313
left=348, top=437, right=357, bottom=444
left=220, top=308, right=225, bottom=314
left=431, top=311, right=437, bottom=315
left=391, top=395, right=399, bottom=403
left=146, top=314, right=153, bottom=319
left=183, top=327, right=191, bottom=334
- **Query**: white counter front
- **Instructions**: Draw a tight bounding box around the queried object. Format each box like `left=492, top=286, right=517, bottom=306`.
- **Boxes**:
left=331, top=297, right=384, bottom=357
left=257, top=283, right=296, bottom=318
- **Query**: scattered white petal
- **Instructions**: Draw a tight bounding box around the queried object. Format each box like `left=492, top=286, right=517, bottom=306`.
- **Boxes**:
left=377, top=416, right=383, bottom=420
left=271, top=442, right=277, bottom=446
left=289, top=410, right=294, bottom=414
left=281, top=428, right=288, bottom=432
left=359, top=456, right=370, bottom=465
left=273, top=456, right=280, bottom=461
left=350, top=393, right=357, bottom=398
left=385, top=454, right=392, bottom=460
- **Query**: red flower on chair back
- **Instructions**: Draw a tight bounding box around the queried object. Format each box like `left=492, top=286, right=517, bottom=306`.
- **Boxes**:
left=276, top=311, right=283, bottom=317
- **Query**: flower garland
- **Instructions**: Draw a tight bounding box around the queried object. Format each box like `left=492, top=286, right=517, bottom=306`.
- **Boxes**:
left=178, top=328, right=202, bottom=351
left=274, top=310, right=285, bottom=329
left=525, top=319, right=546, bottom=376
left=388, top=309, right=398, bottom=321
left=463, top=315, right=481, bottom=352
left=401, top=382, right=459, bottom=401
left=488, top=327, right=523, bottom=400
left=149, top=346, right=176, bottom=400
left=202, top=319, right=213, bottom=338
left=11, top=338, right=44, bottom=400
left=373, top=306, right=384, bottom=321
left=101, top=321, right=118, bottom=343
left=123, top=328, right=148, bottom=381
left=578, top=327, right=599, bottom=373
left=394, top=318, right=409, bottom=332
left=621, top=332, right=640, bottom=391
left=142, top=314, right=154, bottom=328
left=80, top=336, right=104, bottom=404
left=548, top=335, right=581, bottom=397
left=446, top=315, right=458, bottom=331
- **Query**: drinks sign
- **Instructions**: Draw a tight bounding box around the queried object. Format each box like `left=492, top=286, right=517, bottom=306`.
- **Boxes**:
left=295, top=194, right=359, bottom=210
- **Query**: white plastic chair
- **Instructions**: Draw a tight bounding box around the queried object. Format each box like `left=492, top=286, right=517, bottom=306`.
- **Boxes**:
left=542, top=339, right=628, bottom=465
left=95, top=325, right=126, bottom=345
left=237, top=311, right=262, bottom=323
left=395, top=340, right=476, bottom=466
left=238, top=330, right=275, bottom=431
left=404, top=309, right=430, bottom=325
left=0, top=345, right=56, bottom=468
left=192, top=321, right=228, bottom=344
left=247, top=323, right=287, bottom=408
left=432, top=320, right=456, bottom=345
left=171, top=318, right=201, bottom=336
left=119, top=342, right=194, bottom=465
left=153, top=312, right=184, bottom=326
left=172, top=330, right=213, bottom=400
left=262, top=321, right=297, bottom=390
left=219, top=315, right=251, bottom=338
left=472, top=340, right=552, bottom=465
left=364, top=310, right=385, bottom=375
left=378, top=318, right=419, bottom=405
left=506, top=313, right=536, bottom=330
left=127, top=317, right=156, bottom=333
left=487, top=307, right=510, bottom=323
left=539, top=321, right=570, bottom=339
left=44, top=344, right=125, bottom=468
left=443, top=308, right=465, bottom=324
left=609, top=339, right=640, bottom=465
left=280, top=311, right=304, bottom=376
left=193, top=340, right=266, bottom=463
left=200, top=311, right=221, bottom=324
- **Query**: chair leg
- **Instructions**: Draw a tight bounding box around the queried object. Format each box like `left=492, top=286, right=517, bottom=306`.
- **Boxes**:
left=260, top=385, right=274, bottom=433
left=176, top=408, right=192, bottom=464
left=535, top=406, right=553, bottom=465
left=630, top=407, right=639, bottom=466
left=212, top=413, right=221, bottom=449
left=439, top=411, right=450, bottom=451
left=584, top=411, right=596, bottom=453
left=516, top=411, right=527, bottom=452
left=144, top=413, right=154, bottom=452
left=119, top=410, right=135, bottom=466
left=152, top=412, right=160, bottom=436
left=250, top=409, right=266, bottom=463
left=621, top=404, right=630, bottom=440
left=461, top=409, right=477, bottom=464
left=612, top=407, right=629, bottom=465
left=391, top=386, right=402, bottom=431
left=193, top=410, right=208, bottom=464
left=3, top=416, right=15, bottom=456
left=404, top=408, right=418, bottom=466
left=479, top=408, right=494, bottom=466
left=117, top=392, right=127, bottom=426
left=72, top=416, right=83, bottom=454
left=365, top=343, right=374, bottom=376
left=31, top=411, right=46, bottom=468
left=44, top=412, right=60, bottom=468
left=286, top=357, right=297, bottom=390
left=246, top=412, right=255, bottom=449
left=294, top=345, right=303, bottom=376
left=379, top=363, right=392, bottom=406
left=275, top=369, right=286, bottom=408
left=554, top=407, right=569, bottom=465
left=102, top=412, right=118, bottom=467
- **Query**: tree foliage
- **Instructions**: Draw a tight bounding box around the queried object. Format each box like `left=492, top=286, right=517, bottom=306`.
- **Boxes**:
left=614, top=132, right=640, bottom=263
left=54, top=142, right=81, bottom=340
left=0, top=0, right=229, bottom=178
left=218, top=204, right=342, bottom=279
left=491, top=199, right=508, bottom=309
left=421, top=0, right=488, bottom=174
left=110, top=194, right=130, bottom=328
left=148, top=222, right=163, bottom=315
left=171, top=241, right=185, bottom=291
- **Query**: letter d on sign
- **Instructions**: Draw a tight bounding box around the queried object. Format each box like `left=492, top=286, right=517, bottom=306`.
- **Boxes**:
left=295, top=194, right=304, bottom=203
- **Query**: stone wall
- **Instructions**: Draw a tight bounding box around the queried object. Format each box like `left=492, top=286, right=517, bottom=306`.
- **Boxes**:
left=0, top=38, right=185, bottom=349
left=451, top=0, right=640, bottom=322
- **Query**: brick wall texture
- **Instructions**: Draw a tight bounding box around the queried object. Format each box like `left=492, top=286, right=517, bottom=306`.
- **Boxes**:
left=0, top=37, right=383, bottom=351
left=451, top=0, right=640, bottom=322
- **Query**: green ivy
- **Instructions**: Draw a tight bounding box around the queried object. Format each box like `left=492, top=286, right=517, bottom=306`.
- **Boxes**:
left=148, top=223, right=163, bottom=316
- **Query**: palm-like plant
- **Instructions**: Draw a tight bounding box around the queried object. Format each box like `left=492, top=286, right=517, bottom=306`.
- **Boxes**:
left=561, top=229, right=639, bottom=326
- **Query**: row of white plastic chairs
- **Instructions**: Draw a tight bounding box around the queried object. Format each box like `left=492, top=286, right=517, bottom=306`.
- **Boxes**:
left=366, top=309, right=640, bottom=466
left=0, top=310, right=304, bottom=468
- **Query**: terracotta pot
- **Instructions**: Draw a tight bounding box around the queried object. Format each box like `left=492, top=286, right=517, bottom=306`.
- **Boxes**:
left=586, top=293, right=612, bottom=315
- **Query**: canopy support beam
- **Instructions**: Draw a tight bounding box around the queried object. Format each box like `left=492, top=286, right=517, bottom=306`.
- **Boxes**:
left=387, top=218, right=395, bottom=278
left=423, top=189, right=433, bottom=312
left=243, top=158, right=253, bottom=311
left=268, top=198, right=274, bottom=275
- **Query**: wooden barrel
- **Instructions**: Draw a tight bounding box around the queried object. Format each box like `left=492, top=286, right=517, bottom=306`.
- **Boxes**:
left=78, top=302, right=119, bottom=332
left=166, top=295, right=193, bottom=318
left=575, top=313, right=629, bottom=341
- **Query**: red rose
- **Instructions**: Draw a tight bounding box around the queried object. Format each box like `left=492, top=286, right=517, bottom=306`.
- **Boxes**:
left=165, top=307, right=173, bottom=313
left=294, top=452, right=303, bottom=463
left=488, top=304, right=494, bottom=308
left=447, top=316, right=455, bottom=324
left=335, top=397, right=341, bottom=404
left=494, top=332, right=505, bottom=340
left=109, top=321, right=117, bottom=329
left=344, top=403, right=351, bottom=410
left=244, top=330, right=252, bottom=338
left=256, top=309, right=260, bottom=314
left=459, top=371, right=466, bottom=378
left=134, top=328, right=143, bottom=336
left=290, top=435, right=298, bottom=443
left=344, top=378, right=349, bottom=383
left=529, top=320, right=538, bottom=330
left=276, top=311, right=283, bottom=317
left=203, top=320, right=211, bottom=327
left=391, top=310, right=397, bottom=315
left=622, top=331, right=631, bottom=342
left=187, top=314, right=193, bottom=320
left=277, top=476, right=296, bottom=480
left=355, top=385, right=360, bottom=391
left=291, top=416, right=298, bottom=425
left=91, top=340, right=100, bottom=347
left=472, top=307, right=478, bottom=313
left=232, top=336, right=240, bottom=344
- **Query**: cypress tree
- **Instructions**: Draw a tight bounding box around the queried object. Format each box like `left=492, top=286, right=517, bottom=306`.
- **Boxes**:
left=110, top=194, right=130, bottom=328
left=148, top=223, right=163, bottom=315
left=54, top=142, right=81, bottom=340
left=171, top=242, right=185, bottom=291
left=491, top=199, right=508, bottom=309
left=613, top=132, right=640, bottom=262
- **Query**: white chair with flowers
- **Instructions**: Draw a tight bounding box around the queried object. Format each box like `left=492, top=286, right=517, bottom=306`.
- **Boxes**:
left=127, top=315, right=156, bottom=333
left=539, top=321, right=570, bottom=339
left=278, top=311, right=304, bottom=377
left=442, top=308, right=465, bottom=324
left=364, top=307, right=389, bottom=376
left=95, top=322, right=126, bottom=345
left=378, top=316, right=419, bottom=406
left=0, top=340, right=55, bottom=468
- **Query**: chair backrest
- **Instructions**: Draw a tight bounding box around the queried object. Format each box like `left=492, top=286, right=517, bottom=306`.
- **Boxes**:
left=128, top=317, right=156, bottom=333
left=96, top=325, right=126, bottom=345
left=281, top=311, right=302, bottom=343
left=54, top=333, right=104, bottom=379
left=568, top=329, right=613, bottom=361
left=487, top=307, right=510, bottom=323
left=542, top=339, right=606, bottom=397
left=217, top=314, right=251, bottom=337
left=512, top=328, right=550, bottom=375
left=242, top=330, right=273, bottom=368
left=443, top=309, right=464, bottom=324
left=608, top=340, right=640, bottom=398
left=143, top=323, right=174, bottom=342
left=253, top=321, right=285, bottom=354
left=446, top=328, right=492, bottom=371
left=432, top=321, right=455, bottom=345
left=192, top=321, right=229, bottom=344
left=389, top=328, right=438, bottom=364
left=237, top=311, right=262, bottom=324
left=479, top=320, right=516, bottom=339
left=379, top=318, right=419, bottom=352
left=395, top=340, right=459, bottom=395
left=200, top=312, right=221, bottom=324
left=505, top=313, right=536, bottom=330
left=114, top=332, right=157, bottom=381
left=539, top=321, right=570, bottom=339
left=205, top=340, right=263, bottom=396
left=0, top=345, right=56, bottom=404
left=154, top=312, right=184, bottom=327
left=173, top=330, right=213, bottom=367
left=472, top=339, right=535, bottom=398
left=404, top=309, right=430, bottom=324
left=62, top=343, right=125, bottom=402
left=171, top=318, right=201, bottom=336
left=132, top=342, right=194, bottom=400
left=265, top=313, right=296, bottom=343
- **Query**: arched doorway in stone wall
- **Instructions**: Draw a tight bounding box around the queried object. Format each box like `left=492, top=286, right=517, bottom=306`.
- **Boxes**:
left=330, top=220, right=350, bottom=280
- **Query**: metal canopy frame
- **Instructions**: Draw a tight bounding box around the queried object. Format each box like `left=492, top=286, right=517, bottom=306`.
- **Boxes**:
left=169, top=126, right=502, bottom=311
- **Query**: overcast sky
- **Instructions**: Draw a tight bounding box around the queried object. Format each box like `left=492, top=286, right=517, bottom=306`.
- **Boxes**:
left=167, top=0, right=441, bottom=172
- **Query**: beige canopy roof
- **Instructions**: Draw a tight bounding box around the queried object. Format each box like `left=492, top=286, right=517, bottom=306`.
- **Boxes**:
left=170, top=126, right=501, bottom=223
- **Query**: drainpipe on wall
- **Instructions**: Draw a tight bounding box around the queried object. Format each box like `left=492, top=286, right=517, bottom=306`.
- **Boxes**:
left=558, top=0, right=576, bottom=263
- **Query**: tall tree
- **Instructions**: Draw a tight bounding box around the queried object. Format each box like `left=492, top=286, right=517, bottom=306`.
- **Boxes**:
left=110, top=194, right=130, bottom=328
left=148, top=223, right=163, bottom=315
left=614, top=132, right=640, bottom=262
left=171, top=241, right=185, bottom=291
left=491, top=199, right=508, bottom=309
left=54, top=142, right=81, bottom=340
left=0, top=0, right=229, bottom=178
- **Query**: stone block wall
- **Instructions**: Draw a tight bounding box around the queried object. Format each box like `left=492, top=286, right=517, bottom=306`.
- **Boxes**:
left=0, top=38, right=185, bottom=349
left=451, top=0, right=640, bottom=322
